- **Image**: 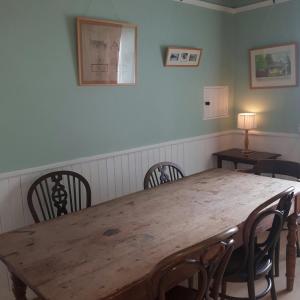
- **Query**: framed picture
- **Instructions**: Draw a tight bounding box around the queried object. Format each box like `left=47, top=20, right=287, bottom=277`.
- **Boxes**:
left=77, top=17, right=137, bottom=86
left=249, top=43, right=298, bottom=89
left=165, top=47, right=202, bottom=67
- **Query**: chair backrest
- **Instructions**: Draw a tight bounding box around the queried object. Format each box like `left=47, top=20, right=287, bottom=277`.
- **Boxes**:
left=144, top=162, right=184, bottom=190
left=228, top=187, right=294, bottom=277
left=152, top=228, right=236, bottom=300
left=249, top=159, right=300, bottom=181
left=27, top=171, right=91, bottom=223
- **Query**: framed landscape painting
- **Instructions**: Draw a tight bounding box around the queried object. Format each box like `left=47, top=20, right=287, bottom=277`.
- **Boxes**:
left=249, top=43, right=298, bottom=89
left=165, top=47, right=202, bottom=67
left=77, top=17, right=137, bottom=86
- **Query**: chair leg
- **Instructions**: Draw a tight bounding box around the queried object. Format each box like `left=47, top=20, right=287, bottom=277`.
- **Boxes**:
left=188, top=276, right=194, bottom=289
left=221, top=281, right=227, bottom=300
left=296, top=231, right=300, bottom=258
left=274, top=240, right=280, bottom=277
left=247, top=280, right=256, bottom=300
left=270, top=273, right=277, bottom=300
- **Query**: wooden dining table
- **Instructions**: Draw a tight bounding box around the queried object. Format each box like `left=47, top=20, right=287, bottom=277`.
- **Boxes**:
left=0, top=168, right=299, bottom=300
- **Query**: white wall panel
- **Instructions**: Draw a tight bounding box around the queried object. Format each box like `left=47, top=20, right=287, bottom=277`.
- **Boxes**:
left=106, top=158, right=116, bottom=201
left=98, top=159, right=109, bottom=204
left=128, top=153, right=137, bottom=194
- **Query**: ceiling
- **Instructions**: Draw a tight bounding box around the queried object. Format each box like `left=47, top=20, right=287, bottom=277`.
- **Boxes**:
left=198, top=0, right=273, bottom=8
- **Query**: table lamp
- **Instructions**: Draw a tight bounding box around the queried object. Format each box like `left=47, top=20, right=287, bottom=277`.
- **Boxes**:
left=237, top=113, right=257, bottom=154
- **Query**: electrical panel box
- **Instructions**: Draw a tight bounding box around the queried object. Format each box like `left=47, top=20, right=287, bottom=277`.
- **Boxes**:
left=203, top=86, right=229, bottom=120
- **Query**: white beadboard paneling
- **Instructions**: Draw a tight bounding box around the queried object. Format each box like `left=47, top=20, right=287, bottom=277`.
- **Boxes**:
left=165, top=145, right=172, bottom=162
left=184, top=139, right=208, bottom=175
left=128, top=153, right=137, bottom=193
left=134, top=151, right=143, bottom=191
left=81, top=162, right=92, bottom=184
left=153, top=148, right=160, bottom=167
left=106, top=158, right=116, bottom=201
left=0, top=130, right=299, bottom=299
left=159, top=147, right=166, bottom=162
left=98, top=159, right=109, bottom=204
left=121, top=155, right=130, bottom=196
left=178, top=143, right=185, bottom=170
left=69, top=163, right=83, bottom=175
left=114, top=156, right=123, bottom=198
left=147, top=149, right=155, bottom=169
left=89, top=161, right=100, bottom=205
left=141, top=151, right=149, bottom=182
left=171, top=144, right=178, bottom=165
left=20, top=172, right=42, bottom=226
left=0, top=178, right=24, bottom=233
left=7, top=177, right=24, bottom=230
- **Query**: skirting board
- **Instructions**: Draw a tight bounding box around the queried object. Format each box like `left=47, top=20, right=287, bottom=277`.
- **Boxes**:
left=0, top=129, right=299, bottom=299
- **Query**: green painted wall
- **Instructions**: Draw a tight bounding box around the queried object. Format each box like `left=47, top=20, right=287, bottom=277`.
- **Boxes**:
left=0, top=0, right=235, bottom=173
left=234, top=0, right=300, bottom=133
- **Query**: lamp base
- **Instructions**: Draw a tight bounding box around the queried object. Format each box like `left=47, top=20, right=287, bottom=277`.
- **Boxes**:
left=242, top=129, right=253, bottom=156
left=241, top=149, right=254, bottom=156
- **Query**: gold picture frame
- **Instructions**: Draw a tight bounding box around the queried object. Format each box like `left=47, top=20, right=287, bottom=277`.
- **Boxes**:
left=77, top=17, right=137, bottom=86
left=249, top=43, right=298, bottom=89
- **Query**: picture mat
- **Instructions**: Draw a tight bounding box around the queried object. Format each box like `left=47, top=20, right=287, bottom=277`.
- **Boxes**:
left=77, top=18, right=137, bottom=85
left=165, top=48, right=202, bottom=66
left=250, top=44, right=297, bottom=88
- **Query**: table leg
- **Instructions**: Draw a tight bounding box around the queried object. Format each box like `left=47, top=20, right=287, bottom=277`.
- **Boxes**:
left=11, top=273, right=27, bottom=300
left=286, top=213, right=297, bottom=291
left=217, top=158, right=222, bottom=168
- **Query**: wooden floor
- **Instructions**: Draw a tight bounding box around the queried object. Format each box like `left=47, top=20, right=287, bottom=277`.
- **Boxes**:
left=226, top=231, right=300, bottom=300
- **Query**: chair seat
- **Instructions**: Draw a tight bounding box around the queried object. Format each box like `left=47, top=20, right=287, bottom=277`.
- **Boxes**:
left=224, top=246, right=272, bottom=282
left=166, top=286, right=198, bottom=300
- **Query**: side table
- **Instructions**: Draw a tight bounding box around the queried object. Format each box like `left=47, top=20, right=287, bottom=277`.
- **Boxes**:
left=213, top=148, right=281, bottom=169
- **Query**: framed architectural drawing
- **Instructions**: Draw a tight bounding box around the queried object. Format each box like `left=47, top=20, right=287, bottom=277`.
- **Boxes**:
left=165, top=47, right=202, bottom=67
left=249, top=43, right=298, bottom=88
left=77, top=17, right=137, bottom=86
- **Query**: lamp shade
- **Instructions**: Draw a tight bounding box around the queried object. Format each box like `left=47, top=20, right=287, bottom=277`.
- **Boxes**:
left=237, top=113, right=257, bottom=130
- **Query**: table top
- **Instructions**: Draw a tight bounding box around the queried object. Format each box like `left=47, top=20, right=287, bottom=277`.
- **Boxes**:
left=213, top=148, right=281, bottom=162
left=0, top=169, right=299, bottom=300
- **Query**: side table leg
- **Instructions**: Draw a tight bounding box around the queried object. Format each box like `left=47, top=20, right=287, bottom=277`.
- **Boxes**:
left=286, top=213, right=297, bottom=291
left=11, top=273, right=27, bottom=300
left=217, top=158, right=222, bottom=168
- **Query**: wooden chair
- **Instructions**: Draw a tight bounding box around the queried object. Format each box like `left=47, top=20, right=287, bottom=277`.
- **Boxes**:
left=144, top=162, right=184, bottom=190
left=246, top=159, right=300, bottom=269
left=221, top=187, right=294, bottom=300
left=27, top=170, right=91, bottom=223
left=152, top=228, right=237, bottom=300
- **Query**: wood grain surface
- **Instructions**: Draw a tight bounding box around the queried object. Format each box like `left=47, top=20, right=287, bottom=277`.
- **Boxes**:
left=0, top=169, right=299, bottom=300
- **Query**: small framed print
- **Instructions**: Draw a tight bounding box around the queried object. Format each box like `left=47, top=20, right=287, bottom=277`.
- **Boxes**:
left=249, top=43, right=298, bottom=89
left=77, top=17, right=137, bottom=86
left=165, top=47, right=202, bottom=67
